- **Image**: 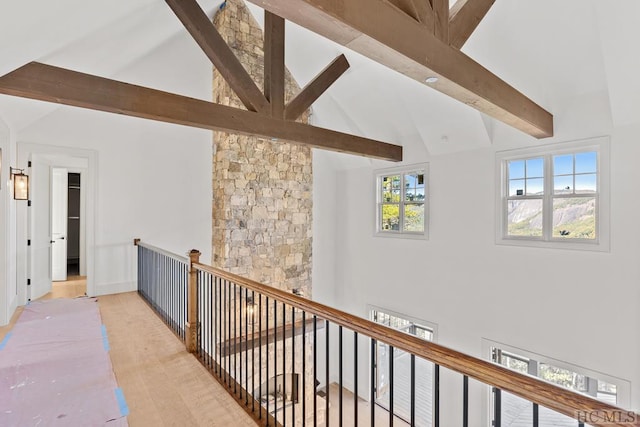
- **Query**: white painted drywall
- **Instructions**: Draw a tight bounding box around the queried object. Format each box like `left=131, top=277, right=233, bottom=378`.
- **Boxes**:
left=312, top=124, right=640, bottom=421
left=7, top=30, right=213, bottom=304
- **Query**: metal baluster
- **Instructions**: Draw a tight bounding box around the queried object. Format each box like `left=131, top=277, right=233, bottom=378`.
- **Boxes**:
left=493, top=388, right=501, bottom=427
left=434, top=365, right=440, bottom=427
left=313, top=315, right=317, bottom=427
left=245, top=287, right=249, bottom=405
left=274, top=300, right=278, bottom=425
left=339, top=325, right=343, bottom=427
left=282, top=302, right=286, bottom=427
left=354, top=332, right=358, bottom=427
left=389, top=345, right=394, bottom=427
left=251, top=290, right=256, bottom=412
left=325, top=320, right=330, bottom=427
left=302, top=311, right=306, bottom=427
left=234, top=283, right=238, bottom=394
left=259, top=293, right=263, bottom=421
left=266, top=296, right=270, bottom=425
left=371, top=339, right=376, bottom=427
left=411, top=355, right=416, bottom=427
left=533, top=403, right=539, bottom=427
left=215, top=276, right=219, bottom=376
left=291, top=305, right=296, bottom=425
left=227, top=280, right=231, bottom=388
left=239, top=285, right=243, bottom=400
left=463, top=375, right=469, bottom=427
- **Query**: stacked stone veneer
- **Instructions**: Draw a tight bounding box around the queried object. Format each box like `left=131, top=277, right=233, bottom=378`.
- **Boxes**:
left=212, top=0, right=312, bottom=297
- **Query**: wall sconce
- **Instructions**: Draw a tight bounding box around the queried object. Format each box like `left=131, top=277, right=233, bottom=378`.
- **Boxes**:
left=10, top=167, right=29, bottom=200
left=246, top=295, right=258, bottom=326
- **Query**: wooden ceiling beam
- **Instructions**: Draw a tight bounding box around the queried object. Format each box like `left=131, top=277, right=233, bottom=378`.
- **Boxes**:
left=432, top=0, right=449, bottom=43
left=246, top=0, right=553, bottom=138
left=285, top=54, right=350, bottom=121
left=386, top=0, right=434, bottom=28
left=0, top=62, right=402, bottom=161
left=264, top=11, right=286, bottom=118
left=165, top=0, right=269, bottom=113
left=449, top=0, right=496, bottom=49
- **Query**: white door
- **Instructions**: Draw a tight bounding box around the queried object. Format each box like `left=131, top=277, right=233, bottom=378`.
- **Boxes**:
left=51, top=167, right=68, bottom=282
left=30, top=158, right=53, bottom=300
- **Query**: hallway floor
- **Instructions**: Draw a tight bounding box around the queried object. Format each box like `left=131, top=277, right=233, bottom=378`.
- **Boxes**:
left=1, top=291, right=257, bottom=426
left=98, top=292, right=257, bottom=426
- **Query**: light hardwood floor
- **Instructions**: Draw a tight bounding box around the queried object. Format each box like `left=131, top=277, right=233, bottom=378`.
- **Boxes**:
left=98, top=292, right=257, bottom=427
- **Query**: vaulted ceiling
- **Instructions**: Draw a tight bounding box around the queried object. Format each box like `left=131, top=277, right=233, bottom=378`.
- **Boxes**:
left=0, top=0, right=638, bottom=163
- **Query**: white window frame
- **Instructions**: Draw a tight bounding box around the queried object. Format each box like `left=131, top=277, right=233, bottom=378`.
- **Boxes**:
left=495, top=137, right=610, bottom=251
left=375, top=163, right=429, bottom=240
left=482, top=339, right=632, bottom=409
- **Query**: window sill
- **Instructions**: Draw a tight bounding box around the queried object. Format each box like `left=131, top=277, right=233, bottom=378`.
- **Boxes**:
left=496, top=236, right=609, bottom=252
left=375, top=231, right=428, bottom=241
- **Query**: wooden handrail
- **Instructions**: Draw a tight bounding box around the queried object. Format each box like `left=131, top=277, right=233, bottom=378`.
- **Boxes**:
left=194, top=262, right=638, bottom=426
left=134, top=239, right=190, bottom=264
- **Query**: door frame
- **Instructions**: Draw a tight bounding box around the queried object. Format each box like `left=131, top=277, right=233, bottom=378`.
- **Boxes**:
left=16, top=143, right=97, bottom=303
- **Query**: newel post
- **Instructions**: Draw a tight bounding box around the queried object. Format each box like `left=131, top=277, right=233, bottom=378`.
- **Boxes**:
left=185, top=249, right=201, bottom=353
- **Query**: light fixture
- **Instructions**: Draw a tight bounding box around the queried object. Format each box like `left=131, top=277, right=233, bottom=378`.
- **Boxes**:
left=10, top=167, right=29, bottom=200
left=425, top=76, right=438, bottom=84
left=245, top=295, right=258, bottom=326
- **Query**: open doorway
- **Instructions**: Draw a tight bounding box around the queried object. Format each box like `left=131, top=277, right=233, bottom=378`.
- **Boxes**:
left=48, top=168, right=86, bottom=300
left=17, top=143, right=97, bottom=305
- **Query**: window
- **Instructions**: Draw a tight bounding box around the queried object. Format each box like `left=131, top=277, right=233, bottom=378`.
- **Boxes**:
left=485, top=341, right=631, bottom=425
left=370, top=307, right=436, bottom=425
left=376, top=164, right=428, bottom=238
left=496, top=138, right=609, bottom=251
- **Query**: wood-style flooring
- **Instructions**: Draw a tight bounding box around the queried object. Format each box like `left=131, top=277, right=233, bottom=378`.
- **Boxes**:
left=98, top=292, right=257, bottom=426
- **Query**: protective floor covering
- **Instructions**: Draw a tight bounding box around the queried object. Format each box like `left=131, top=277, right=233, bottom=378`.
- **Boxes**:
left=0, top=298, right=128, bottom=426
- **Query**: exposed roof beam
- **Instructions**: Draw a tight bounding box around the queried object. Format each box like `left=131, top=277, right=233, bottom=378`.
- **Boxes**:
left=285, top=54, right=350, bottom=121
left=449, top=0, right=496, bottom=49
left=0, top=62, right=402, bottom=161
left=264, top=11, right=286, bottom=118
left=386, top=0, right=434, bottom=28
left=246, top=0, right=553, bottom=138
left=432, top=0, right=449, bottom=43
left=165, top=0, right=269, bottom=113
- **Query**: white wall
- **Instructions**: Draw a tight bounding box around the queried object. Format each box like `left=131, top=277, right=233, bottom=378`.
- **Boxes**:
left=4, top=30, right=213, bottom=308
left=0, top=118, right=16, bottom=325
left=313, top=122, right=640, bottom=419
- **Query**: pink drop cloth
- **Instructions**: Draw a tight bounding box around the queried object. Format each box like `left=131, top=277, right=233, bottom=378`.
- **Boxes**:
left=0, top=298, right=128, bottom=426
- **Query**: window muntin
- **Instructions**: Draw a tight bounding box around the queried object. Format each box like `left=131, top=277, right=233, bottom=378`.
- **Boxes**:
left=377, top=165, right=427, bottom=237
left=498, top=139, right=608, bottom=250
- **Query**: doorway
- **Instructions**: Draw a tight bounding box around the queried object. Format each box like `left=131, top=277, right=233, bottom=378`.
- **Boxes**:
left=51, top=169, right=84, bottom=282
left=17, top=143, right=97, bottom=305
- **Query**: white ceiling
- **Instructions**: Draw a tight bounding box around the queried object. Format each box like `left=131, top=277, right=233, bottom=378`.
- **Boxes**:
left=0, top=0, right=638, bottom=162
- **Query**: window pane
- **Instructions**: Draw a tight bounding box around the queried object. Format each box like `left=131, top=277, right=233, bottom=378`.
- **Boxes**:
left=381, top=204, right=400, bottom=231
left=405, top=171, right=425, bottom=203
left=540, top=363, right=588, bottom=392
left=509, top=179, right=525, bottom=197
left=507, top=199, right=543, bottom=237
left=554, top=175, right=573, bottom=194
left=554, top=154, right=573, bottom=175
left=526, top=178, right=544, bottom=195
left=575, top=151, right=597, bottom=174
left=526, top=158, right=544, bottom=178
left=390, top=175, right=401, bottom=189
left=508, top=160, right=525, bottom=180
left=575, top=173, right=597, bottom=193
left=404, top=203, right=424, bottom=232
left=552, top=197, right=596, bottom=239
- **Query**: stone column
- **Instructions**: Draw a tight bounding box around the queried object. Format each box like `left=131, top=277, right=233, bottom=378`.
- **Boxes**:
left=212, top=0, right=312, bottom=298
